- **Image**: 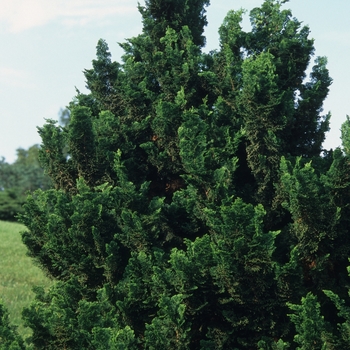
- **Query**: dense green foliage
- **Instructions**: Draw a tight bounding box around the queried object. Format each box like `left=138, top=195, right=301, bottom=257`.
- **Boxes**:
left=0, top=145, right=51, bottom=221
left=8, top=0, right=350, bottom=348
left=0, top=301, right=25, bottom=350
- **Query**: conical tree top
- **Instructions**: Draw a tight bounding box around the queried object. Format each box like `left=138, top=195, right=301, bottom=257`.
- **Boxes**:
left=138, top=0, right=210, bottom=47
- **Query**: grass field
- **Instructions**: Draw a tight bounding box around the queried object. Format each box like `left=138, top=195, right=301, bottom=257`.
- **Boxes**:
left=0, top=220, right=52, bottom=340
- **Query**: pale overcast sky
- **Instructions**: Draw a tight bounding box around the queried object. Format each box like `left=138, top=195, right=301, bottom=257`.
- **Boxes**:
left=1, top=0, right=349, bottom=163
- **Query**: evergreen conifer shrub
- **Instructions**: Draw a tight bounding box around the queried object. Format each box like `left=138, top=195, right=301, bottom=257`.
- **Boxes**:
left=15, top=0, right=350, bottom=348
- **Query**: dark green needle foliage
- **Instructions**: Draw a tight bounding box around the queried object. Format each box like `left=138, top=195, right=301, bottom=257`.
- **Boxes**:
left=9, top=0, right=350, bottom=348
left=0, top=302, right=25, bottom=350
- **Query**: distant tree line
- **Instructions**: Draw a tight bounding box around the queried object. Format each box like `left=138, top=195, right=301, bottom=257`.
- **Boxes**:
left=0, top=145, right=51, bottom=221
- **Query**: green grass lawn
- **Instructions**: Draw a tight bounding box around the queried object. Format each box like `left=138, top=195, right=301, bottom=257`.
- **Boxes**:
left=0, top=220, right=52, bottom=340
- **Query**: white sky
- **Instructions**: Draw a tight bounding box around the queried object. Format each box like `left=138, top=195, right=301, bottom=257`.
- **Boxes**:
left=1, top=0, right=349, bottom=163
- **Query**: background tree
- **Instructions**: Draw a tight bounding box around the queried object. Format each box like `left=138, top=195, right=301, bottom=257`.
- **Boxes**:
left=0, top=145, right=51, bottom=221
left=58, top=107, right=71, bottom=127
